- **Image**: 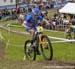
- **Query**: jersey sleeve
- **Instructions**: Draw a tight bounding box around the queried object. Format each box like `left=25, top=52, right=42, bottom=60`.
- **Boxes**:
left=25, top=14, right=32, bottom=22
left=37, top=15, right=43, bottom=21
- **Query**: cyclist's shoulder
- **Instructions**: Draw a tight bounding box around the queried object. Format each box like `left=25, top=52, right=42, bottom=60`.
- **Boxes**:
left=26, top=13, right=32, bottom=17
left=25, top=13, right=32, bottom=21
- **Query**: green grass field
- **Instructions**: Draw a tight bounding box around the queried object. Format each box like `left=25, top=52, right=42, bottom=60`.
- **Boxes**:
left=0, top=20, right=75, bottom=63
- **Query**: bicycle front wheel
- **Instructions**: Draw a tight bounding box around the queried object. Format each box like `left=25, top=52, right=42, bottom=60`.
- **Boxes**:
left=40, top=35, right=53, bottom=60
left=24, top=40, right=36, bottom=60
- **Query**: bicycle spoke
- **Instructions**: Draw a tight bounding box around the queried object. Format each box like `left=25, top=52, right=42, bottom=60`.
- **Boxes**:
left=40, top=35, right=53, bottom=60
left=24, top=40, right=36, bottom=60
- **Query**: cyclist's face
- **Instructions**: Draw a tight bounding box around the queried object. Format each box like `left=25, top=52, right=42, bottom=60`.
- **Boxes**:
left=33, top=14, right=38, bottom=19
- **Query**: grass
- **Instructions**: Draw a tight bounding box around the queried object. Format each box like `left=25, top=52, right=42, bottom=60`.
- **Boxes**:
left=0, top=13, right=75, bottom=62
left=43, top=31, right=65, bottom=38
left=53, top=43, right=75, bottom=62
left=0, top=20, right=19, bottom=25
left=1, top=25, right=75, bottom=61
left=1, top=29, right=28, bottom=60
left=48, top=8, right=57, bottom=18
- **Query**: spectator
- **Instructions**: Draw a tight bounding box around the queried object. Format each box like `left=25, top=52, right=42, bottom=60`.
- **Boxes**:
left=18, top=13, right=25, bottom=23
left=28, top=7, right=32, bottom=13
left=0, top=11, right=2, bottom=20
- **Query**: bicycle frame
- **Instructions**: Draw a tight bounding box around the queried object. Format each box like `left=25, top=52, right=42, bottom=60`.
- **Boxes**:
left=36, top=26, right=44, bottom=41
left=24, top=26, right=53, bottom=60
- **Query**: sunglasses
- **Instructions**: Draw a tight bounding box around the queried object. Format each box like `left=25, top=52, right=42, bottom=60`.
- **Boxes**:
left=34, top=14, right=38, bottom=16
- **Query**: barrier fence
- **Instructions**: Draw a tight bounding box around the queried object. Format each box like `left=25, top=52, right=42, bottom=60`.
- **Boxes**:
left=1, top=24, right=75, bottom=48
left=4, top=24, right=75, bottom=48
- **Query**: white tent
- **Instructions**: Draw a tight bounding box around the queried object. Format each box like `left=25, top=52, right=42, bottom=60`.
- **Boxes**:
left=59, top=3, right=75, bottom=14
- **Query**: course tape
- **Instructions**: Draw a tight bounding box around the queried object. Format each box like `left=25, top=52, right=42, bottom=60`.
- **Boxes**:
left=0, top=24, right=75, bottom=47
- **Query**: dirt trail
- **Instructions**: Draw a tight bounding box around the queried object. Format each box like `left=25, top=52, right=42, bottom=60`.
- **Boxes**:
left=0, top=59, right=75, bottom=69
left=0, top=41, right=5, bottom=59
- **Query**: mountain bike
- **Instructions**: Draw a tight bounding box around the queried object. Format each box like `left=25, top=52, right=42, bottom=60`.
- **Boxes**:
left=24, top=26, right=53, bottom=60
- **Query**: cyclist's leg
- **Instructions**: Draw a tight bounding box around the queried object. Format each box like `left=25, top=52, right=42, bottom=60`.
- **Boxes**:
left=30, top=26, right=40, bottom=55
left=30, top=29, right=35, bottom=40
left=25, top=25, right=37, bottom=44
left=24, top=25, right=34, bottom=39
left=30, top=26, right=38, bottom=43
left=25, top=25, right=40, bottom=54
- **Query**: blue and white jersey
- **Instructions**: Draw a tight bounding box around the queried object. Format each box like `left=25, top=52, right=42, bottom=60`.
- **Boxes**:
left=24, top=13, right=43, bottom=27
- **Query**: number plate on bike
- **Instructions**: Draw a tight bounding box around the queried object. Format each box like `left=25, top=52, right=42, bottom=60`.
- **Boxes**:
left=36, top=26, right=43, bottom=32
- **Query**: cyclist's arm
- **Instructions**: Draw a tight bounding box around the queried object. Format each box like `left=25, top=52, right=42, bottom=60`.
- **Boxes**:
left=22, top=21, right=27, bottom=27
left=22, top=14, right=32, bottom=27
left=43, top=18, right=49, bottom=24
left=37, top=15, right=49, bottom=24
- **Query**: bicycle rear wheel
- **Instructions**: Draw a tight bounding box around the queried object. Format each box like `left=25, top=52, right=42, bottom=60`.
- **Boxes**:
left=24, top=40, right=36, bottom=60
left=40, top=35, right=53, bottom=60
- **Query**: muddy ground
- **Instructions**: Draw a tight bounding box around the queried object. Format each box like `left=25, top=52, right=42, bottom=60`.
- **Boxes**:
left=0, top=58, right=75, bottom=69
left=0, top=41, right=75, bottom=69
left=0, top=41, right=5, bottom=59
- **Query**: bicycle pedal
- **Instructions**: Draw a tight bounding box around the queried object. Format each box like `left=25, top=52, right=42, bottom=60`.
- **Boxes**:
left=32, top=43, right=36, bottom=47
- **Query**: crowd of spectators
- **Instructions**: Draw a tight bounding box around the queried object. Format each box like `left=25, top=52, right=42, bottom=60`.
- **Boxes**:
left=42, top=12, right=75, bottom=32
left=0, top=2, right=75, bottom=33
left=0, top=7, right=28, bottom=20
left=0, top=6, right=75, bottom=32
